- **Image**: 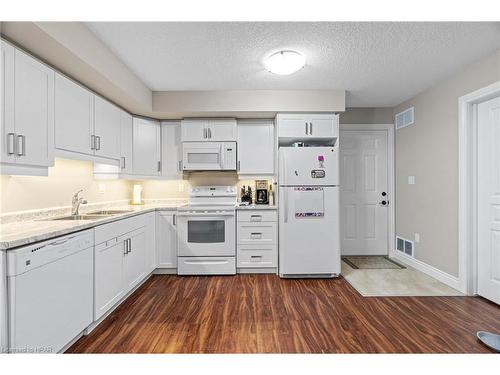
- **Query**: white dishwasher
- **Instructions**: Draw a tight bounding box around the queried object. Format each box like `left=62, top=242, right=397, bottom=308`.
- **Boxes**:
left=7, top=229, right=94, bottom=353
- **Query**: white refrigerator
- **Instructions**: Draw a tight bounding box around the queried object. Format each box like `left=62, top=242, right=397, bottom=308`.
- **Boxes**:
left=278, top=146, right=340, bottom=277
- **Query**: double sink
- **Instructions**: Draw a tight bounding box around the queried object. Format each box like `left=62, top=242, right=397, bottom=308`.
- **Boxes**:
left=50, top=209, right=134, bottom=221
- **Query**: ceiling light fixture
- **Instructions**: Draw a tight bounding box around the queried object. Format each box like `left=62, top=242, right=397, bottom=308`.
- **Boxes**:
left=264, top=50, right=306, bottom=75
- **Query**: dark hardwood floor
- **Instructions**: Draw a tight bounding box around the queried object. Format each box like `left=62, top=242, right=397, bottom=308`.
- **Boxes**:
left=67, top=274, right=500, bottom=353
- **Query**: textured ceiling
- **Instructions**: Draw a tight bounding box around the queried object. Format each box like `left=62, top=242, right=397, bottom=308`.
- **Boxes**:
left=86, top=22, right=500, bottom=107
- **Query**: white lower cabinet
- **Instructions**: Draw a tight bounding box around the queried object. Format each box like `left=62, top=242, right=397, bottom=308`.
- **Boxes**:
left=237, top=210, right=277, bottom=271
left=156, top=212, right=177, bottom=269
left=94, top=214, right=149, bottom=321
left=94, top=239, right=125, bottom=320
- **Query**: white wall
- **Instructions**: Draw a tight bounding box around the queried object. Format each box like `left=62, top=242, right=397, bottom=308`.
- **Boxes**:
left=0, top=158, right=132, bottom=213
left=340, top=107, right=394, bottom=124
left=393, top=50, right=500, bottom=277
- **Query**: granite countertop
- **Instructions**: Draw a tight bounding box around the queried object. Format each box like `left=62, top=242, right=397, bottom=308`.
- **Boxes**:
left=236, top=204, right=278, bottom=210
left=0, top=202, right=186, bottom=251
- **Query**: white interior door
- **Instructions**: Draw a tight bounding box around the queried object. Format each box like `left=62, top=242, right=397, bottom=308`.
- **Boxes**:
left=340, top=130, right=388, bottom=255
left=477, top=96, right=500, bottom=305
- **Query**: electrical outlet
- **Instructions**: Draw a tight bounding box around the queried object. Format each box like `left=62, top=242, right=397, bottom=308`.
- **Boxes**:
left=98, top=183, right=106, bottom=194
left=415, top=233, right=420, bottom=243
left=408, top=175, right=416, bottom=185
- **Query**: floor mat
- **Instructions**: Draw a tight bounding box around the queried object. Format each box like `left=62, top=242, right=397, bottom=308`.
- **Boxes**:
left=342, top=255, right=405, bottom=269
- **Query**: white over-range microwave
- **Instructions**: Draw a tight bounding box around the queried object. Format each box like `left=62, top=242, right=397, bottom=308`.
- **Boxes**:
left=182, top=141, right=237, bottom=171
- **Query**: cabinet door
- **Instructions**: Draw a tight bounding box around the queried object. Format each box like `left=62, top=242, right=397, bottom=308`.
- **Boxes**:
left=145, top=212, right=156, bottom=273
left=55, top=73, right=94, bottom=155
left=181, top=119, right=209, bottom=141
left=123, top=230, right=147, bottom=293
left=13, top=48, right=54, bottom=167
left=156, top=213, right=177, bottom=269
left=1, top=41, right=15, bottom=165
left=161, top=121, right=182, bottom=178
left=94, top=96, right=121, bottom=160
left=133, top=117, right=160, bottom=176
left=209, top=119, right=237, bottom=141
left=277, top=117, right=308, bottom=138
left=237, top=120, right=274, bottom=175
left=94, top=241, right=125, bottom=320
left=120, top=111, right=133, bottom=174
left=310, top=116, right=338, bottom=138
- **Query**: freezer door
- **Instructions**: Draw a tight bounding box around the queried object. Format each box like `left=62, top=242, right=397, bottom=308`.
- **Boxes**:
left=279, top=147, right=338, bottom=186
left=279, top=186, right=340, bottom=276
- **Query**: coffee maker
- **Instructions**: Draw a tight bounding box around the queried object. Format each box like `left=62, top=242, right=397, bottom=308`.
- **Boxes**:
left=255, top=180, right=269, bottom=205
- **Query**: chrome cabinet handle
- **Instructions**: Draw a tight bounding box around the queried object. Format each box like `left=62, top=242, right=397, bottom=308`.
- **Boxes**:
left=91, top=135, right=96, bottom=150
left=208, top=128, right=212, bottom=138
left=128, top=238, right=132, bottom=253
left=250, top=233, right=263, bottom=239
left=123, top=239, right=128, bottom=255
left=237, top=160, right=241, bottom=171
left=305, top=122, right=308, bottom=135
left=178, top=160, right=182, bottom=172
left=173, top=214, right=176, bottom=226
left=309, top=122, right=313, bottom=135
left=250, top=215, right=262, bottom=221
left=7, top=133, right=15, bottom=155
left=96, top=136, right=101, bottom=150
left=157, top=161, right=161, bottom=172
left=121, top=157, right=126, bottom=169
left=17, top=135, right=26, bottom=156
left=203, top=128, right=207, bottom=139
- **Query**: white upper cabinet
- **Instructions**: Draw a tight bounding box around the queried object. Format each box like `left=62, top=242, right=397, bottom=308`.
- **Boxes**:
left=119, top=111, right=133, bottom=174
left=181, top=119, right=209, bottom=141
left=94, top=96, right=121, bottom=160
left=181, top=119, right=237, bottom=142
left=277, top=114, right=339, bottom=141
left=161, top=121, right=182, bottom=178
left=55, top=73, right=122, bottom=162
left=1, top=41, right=16, bottom=166
left=55, top=73, right=94, bottom=156
left=133, top=117, right=160, bottom=176
left=237, top=120, right=275, bottom=176
left=1, top=41, right=55, bottom=174
left=209, top=119, right=237, bottom=141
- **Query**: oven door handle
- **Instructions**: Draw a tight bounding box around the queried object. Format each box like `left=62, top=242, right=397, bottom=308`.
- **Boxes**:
left=176, top=212, right=235, bottom=217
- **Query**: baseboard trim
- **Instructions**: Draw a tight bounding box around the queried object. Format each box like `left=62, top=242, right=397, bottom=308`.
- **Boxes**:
left=391, top=252, right=462, bottom=292
left=153, top=268, right=177, bottom=275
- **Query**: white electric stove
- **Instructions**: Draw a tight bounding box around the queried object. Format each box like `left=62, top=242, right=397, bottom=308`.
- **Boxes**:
left=177, top=186, right=237, bottom=275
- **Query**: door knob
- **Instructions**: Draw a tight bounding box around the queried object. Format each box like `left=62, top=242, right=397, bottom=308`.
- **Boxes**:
left=380, top=200, right=388, bottom=206
left=381, top=192, right=387, bottom=197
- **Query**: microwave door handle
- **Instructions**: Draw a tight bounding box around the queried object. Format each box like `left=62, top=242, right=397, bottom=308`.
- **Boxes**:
left=219, top=143, right=224, bottom=169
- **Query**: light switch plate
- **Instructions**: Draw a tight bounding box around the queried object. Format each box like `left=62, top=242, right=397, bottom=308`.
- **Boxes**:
left=408, top=176, right=416, bottom=185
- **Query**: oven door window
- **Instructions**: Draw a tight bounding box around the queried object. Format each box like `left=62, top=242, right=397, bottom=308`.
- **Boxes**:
left=187, top=220, right=225, bottom=243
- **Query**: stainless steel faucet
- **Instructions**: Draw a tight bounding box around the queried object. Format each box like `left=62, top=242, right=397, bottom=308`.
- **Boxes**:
left=71, top=190, right=87, bottom=216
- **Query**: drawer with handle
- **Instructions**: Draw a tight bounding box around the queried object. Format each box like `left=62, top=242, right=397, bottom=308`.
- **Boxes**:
left=237, top=210, right=277, bottom=223
left=237, top=245, right=277, bottom=268
left=238, top=222, right=276, bottom=245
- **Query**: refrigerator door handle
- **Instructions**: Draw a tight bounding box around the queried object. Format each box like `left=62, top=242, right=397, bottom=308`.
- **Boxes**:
left=283, top=188, right=288, bottom=223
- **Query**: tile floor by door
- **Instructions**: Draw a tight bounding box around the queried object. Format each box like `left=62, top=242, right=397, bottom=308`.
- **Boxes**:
left=341, top=260, right=464, bottom=297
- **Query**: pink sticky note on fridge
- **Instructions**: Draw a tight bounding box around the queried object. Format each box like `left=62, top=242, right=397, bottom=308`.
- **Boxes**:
left=318, top=155, right=324, bottom=162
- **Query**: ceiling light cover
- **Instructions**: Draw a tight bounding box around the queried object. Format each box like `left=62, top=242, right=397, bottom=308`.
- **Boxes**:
left=265, top=50, right=306, bottom=75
